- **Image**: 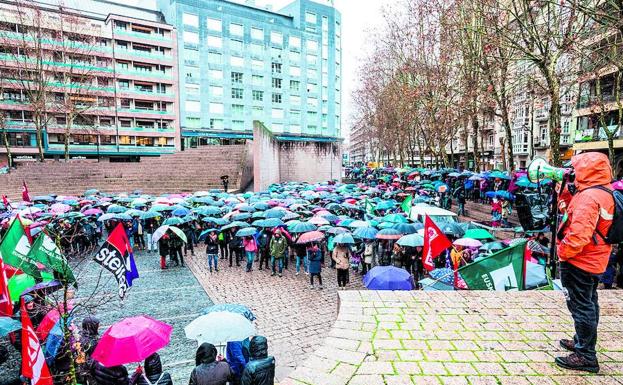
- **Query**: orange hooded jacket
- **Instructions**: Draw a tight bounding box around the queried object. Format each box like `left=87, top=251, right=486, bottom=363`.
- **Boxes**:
left=557, top=152, right=614, bottom=274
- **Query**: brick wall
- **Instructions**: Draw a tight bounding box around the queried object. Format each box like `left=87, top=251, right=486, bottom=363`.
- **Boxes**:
left=252, top=121, right=343, bottom=192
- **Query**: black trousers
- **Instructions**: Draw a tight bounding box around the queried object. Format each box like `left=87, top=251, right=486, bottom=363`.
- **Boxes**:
left=259, top=249, right=270, bottom=269
left=337, top=268, right=349, bottom=287
left=310, top=273, right=322, bottom=285
left=229, top=248, right=241, bottom=266
left=560, top=261, right=600, bottom=362
left=219, top=243, right=228, bottom=259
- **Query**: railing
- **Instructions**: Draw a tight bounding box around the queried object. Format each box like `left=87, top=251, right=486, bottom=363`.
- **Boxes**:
left=115, top=47, right=172, bottom=61
left=0, top=32, right=113, bottom=54
left=116, top=67, right=172, bottom=79
left=0, top=53, right=113, bottom=73
left=46, top=143, right=176, bottom=153
left=114, top=28, right=171, bottom=43
left=118, top=108, right=172, bottom=115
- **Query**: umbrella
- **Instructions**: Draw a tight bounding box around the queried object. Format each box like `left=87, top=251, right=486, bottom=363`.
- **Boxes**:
left=464, top=228, right=495, bottom=240
left=199, top=228, right=219, bottom=240
left=326, top=226, right=349, bottom=235
left=376, top=228, right=403, bottom=240
left=333, top=233, right=355, bottom=245
left=382, top=214, right=407, bottom=224
left=202, top=304, right=257, bottom=322
left=348, top=220, right=370, bottom=229
left=172, top=207, right=191, bottom=217
left=0, top=316, right=21, bottom=336
left=140, top=211, right=161, bottom=220
left=221, top=221, right=250, bottom=231
left=353, top=227, right=379, bottom=240
left=392, top=223, right=421, bottom=234
left=185, top=312, right=256, bottom=345
left=253, top=218, right=284, bottom=228
left=232, top=213, right=252, bottom=221
left=528, top=240, right=550, bottom=255
left=50, top=203, right=71, bottom=214
left=288, top=221, right=317, bottom=233
left=397, top=234, right=424, bottom=247
left=153, top=225, right=187, bottom=243
left=308, top=216, right=330, bottom=226
left=236, top=227, right=258, bottom=237
left=8, top=272, right=53, bottom=301
left=22, top=280, right=63, bottom=296
left=453, top=238, right=483, bottom=248
left=479, top=241, right=506, bottom=253
left=363, top=266, right=414, bottom=290
left=613, top=181, right=623, bottom=191
left=439, top=223, right=465, bottom=237
left=264, top=208, right=286, bottom=219
left=106, top=204, right=127, bottom=214
left=297, top=231, right=325, bottom=244
left=92, top=316, right=173, bottom=367
left=163, top=217, right=184, bottom=226
left=82, top=208, right=103, bottom=216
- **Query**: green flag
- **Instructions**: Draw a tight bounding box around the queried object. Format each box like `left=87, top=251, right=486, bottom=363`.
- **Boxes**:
left=458, top=241, right=526, bottom=291
left=401, top=195, right=413, bottom=214
left=365, top=199, right=375, bottom=215
left=28, top=234, right=76, bottom=284
left=0, top=219, right=41, bottom=279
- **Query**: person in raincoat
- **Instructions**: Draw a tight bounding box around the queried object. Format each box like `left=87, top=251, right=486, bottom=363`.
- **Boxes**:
left=241, top=336, right=275, bottom=385
left=77, top=316, right=101, bottom=385
left=307, top=243, right=323, bottom=289
left=205, top=231, right=219, bottom=273
left=362, top=239, right=375, bottom=275
left=189, top=343, right=232, bottom=385
left=555, top=152, right=614, bottom=374
left=130, top=353, right=172, bottom=385
left=243, top=236, right=257, bottom=272
left=332, top=243, right=351, bottom=289
left=269, top=230, right=287, bottom=277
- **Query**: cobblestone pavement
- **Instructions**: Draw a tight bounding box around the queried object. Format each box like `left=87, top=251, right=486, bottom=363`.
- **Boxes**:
left=282, top=290, right=623, bottom=385
left=185, top=253, right=364, bottom=381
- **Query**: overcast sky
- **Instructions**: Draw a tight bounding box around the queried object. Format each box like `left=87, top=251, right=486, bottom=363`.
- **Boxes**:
left=122, top=0, right=388, bottom=141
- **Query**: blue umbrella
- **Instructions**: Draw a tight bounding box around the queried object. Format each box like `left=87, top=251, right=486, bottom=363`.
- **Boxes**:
left=253, top=218, right=284, bottom=228
left=194, top=206, right=222, bottom=216
left=202, top=303, right=257, bottom=322
left=203, top=217, right=229, bottom=225
left=392, top=223, right=421, bottom=234
left=199, top=228, right=219, bottom=240
left=353, top=227, right=379, bottom=240
left=397, top=233, right=424, bottom=247
left=164, top=217, right=184, bottom=226
left=221, top=221, right=250, bottom=231
left=333, top=232, right=355, bottom=245
left=173, top=207, right=191, bottom=217
left=0, top=316, right=21, bottom=336
left=113, top=213, right=132, bottom=221
left=363, top=266, right=414, bottom=290
left=235, top=227, right=258, bottom=237
left=289, top=221, right=317, bottom=233
left=264, top=208, right=286, bottom=219
left=106, top=204, right=127, bottom=214
left=232, top=213, right=252, bottom=221
left=140, top=211, right=160, bottom=220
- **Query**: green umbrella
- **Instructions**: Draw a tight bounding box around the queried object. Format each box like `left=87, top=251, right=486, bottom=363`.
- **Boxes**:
left=464, top=228, right=495, bottom=240
left=8, top=272, right=54, bottom=301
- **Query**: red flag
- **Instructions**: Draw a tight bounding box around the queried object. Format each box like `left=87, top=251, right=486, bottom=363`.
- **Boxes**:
left=1, top=195, right=10, bottom=209
left=22, top=181, right=31, bottom=202
left=422, top=215, right=453, bottom=271
left=0, top=255, right=12, bottom=316
left=21, top=299, right=53, bottom=385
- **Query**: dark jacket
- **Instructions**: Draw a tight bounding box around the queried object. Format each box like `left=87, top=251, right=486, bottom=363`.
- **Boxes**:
left=241, top=336, right=275, bottom=385
left=132, top=353, right=172, bottom=385
left=226, top=341, right=247, bottom=379
left=92, top=362, right=129, bottom=385
left=205, top=234, right=219, bottom=254
left=307, top=248, right=322, bottom=274
left=189, top=343, right=231, bottom=385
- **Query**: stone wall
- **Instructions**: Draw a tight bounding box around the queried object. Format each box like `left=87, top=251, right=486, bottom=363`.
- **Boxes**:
left=252, top=121, right=342, bottom=191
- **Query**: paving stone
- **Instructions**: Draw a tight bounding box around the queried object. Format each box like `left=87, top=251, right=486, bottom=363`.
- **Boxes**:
left=383, top=375, right=414, bottom=385
left=438, top=376, right=470, bottom=385
left=347, top=374, right=385, bottom=385
left=357, top=361, right=396, bottom=375
left=393, top=362, right=422, bottom=375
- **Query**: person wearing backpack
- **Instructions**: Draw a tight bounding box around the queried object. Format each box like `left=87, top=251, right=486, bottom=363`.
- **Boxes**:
left=130, top=353, right=173, bottom=385
left=555, top=152, right=616, bottom=374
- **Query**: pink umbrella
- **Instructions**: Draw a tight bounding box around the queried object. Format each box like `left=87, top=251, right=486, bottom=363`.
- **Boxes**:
left=309, top=216, right=330, bottom=226
left=453, top=238, right=483, bottom=248
left=296, top=231, right=325, bottom=244
left=92, top=315, right=172, bottom=367
left=82, top=208, right=103, bottom=216
left=50, top=203, right=71, bottom=213
left=613, top=181, right=623, bottom=191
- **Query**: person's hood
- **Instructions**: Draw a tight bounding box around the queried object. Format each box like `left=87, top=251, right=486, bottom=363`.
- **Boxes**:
left=572, top=152, right=612, bottom=191
left=249, top=336, right=268, bottom=360
left=81, top=316, right=100, bottom=337
left=144, top=353, right=162, bottom=377
left=195, top=342, right=217, bottom=365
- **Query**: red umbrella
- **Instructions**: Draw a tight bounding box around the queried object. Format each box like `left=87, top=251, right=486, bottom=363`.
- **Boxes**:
left=36, top=304, right=71, bottom=341
left=296, top=231, right=325, bottom=244
left=92, top=315, right=172, bottom=367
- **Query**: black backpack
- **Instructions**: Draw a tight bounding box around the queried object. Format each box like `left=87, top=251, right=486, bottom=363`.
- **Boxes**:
left=588, top=186, right=623, bottom=244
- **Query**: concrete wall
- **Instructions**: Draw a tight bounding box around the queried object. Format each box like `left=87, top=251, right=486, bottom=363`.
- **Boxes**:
left=253, top=121, right=342, bottom=191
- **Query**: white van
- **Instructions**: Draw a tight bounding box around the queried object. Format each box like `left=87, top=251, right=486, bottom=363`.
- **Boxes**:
left=409, top=204, right=458, bottom=224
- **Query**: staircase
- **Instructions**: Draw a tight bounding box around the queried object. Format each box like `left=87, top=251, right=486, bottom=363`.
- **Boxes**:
left=0, top=145, right=248, bottom=198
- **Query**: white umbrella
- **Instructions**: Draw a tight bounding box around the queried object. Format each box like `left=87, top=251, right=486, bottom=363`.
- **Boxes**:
left=153, top=225, right=187, bottom=243
left=185, top=312, right=256, bottom=345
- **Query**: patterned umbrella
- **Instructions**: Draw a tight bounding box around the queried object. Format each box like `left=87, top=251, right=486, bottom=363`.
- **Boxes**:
left=296, top=231, right=325, bottom=244
left=376, top=228, right=403, bottom=240
left=202, top=304, right=256, bottom=322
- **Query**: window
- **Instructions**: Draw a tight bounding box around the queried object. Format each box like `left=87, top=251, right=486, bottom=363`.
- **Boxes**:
left=252, top=90, right=264, bottom=101
left=183, top=13, right=198, bottom=27
left=209, top=69, right=223, bottom=79
left=306, top=54, right=317, bottom=65
left=305, top=12, right=317, bottom=24
left=186, top=117, right=201, bottom=128
left=270, top=31, right=283, bottom=45
left=209, top=102, right=224, bottom=114
left=563, top=120, right=570, bottom=134
left=322, top=16, right=328, bottom=32
left=306, top=40, right=318, bottom=52
left=207, top=18, right=222, bottom=32
left=208, top=52, right=222, bottom=64
left=272, top=93, right=282, bottom=104
left=252, top=75, right=264, bottom=86
left=230, top=56, right=244, bottom=67
left=271, top=47, right=282, bottom=59
left=307, top=68, right=317, bottom=80
left=290, top=95, right=301, bottom=105
left=232, top=120, right=244, bottom=130
left=289, top=51, right=301, bottom=63
left=289, top=66, right=301, bottom=77
left=210, top=86, right=223, bottom=96
left=251, top=27, right=264, bottom=40
left=231, top=72, right=243, bottom=83
left=185, top=100, right=200, bottom=112
left=290, top=80, right=300, bottom=92
left=231, top=88, right=243, bottom=99
left=271, top=108, right=284, bottom=119
left=183, top=31, right=199, bottom=44
left=251, top=59, right=264, bottom=70
left=231, top=104, right=244, bottom=116
left=271, top=62, right=282, bottom=74
left=250, top=43, right=263, bottom=56
left=118, top=80, right=129, bottom=89
left=290, top=110, right=301, bottom=120
left=272, top=123, right=283, bottom=132
left=289, top=36, right=301, bottom=49
left=184, top=49, right=200, bottom=65
left=308, top=96, right=318, bottom=108
left=252, top=106, right=263, bottom=117
left=230, top=39, right=243, bottom=51
left=209, top=118, right=223, bottom=129
left=207, top=36, right=222, bottom=48
left=230, top=23, right=243, bottom=36
left=272, top=78, right=282, bottom=89
left=185, top=84, right=199, bottom=95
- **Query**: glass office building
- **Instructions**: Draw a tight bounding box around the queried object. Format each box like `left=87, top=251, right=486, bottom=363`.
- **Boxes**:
left=157, top=0, right=342, bottom=145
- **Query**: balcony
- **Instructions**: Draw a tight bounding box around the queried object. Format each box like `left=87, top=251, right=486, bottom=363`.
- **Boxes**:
left=535, top=110, right=549, bottom=122
left=114, top=28, right=170, bottom=43
left=118, top=108, right=172, bottom=116
left=116, top=67, right=172, bottom=80
left=115, top=47, right=172, bottom=61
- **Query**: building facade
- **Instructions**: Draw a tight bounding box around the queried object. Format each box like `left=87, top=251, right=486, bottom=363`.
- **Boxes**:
left=0, top=0, right=180, bottom=164
left=157, top=0, right=342, bottom=147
